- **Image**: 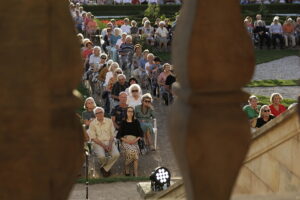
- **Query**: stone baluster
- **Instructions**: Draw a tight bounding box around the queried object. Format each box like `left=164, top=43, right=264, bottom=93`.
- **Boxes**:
left=0, top=1, right=83, bottom=199
left=170, top=0, right=255, bottom=199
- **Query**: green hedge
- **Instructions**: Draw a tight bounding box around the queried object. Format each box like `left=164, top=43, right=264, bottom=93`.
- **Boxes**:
left=82, top=4, right=180, bottom=18
left=241, top=3, right=300, bottom=15
left=82, top=4, right=300, bottom=18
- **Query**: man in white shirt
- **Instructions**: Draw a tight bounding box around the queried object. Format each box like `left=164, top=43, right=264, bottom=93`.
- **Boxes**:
left=269, top=18, right=284, bottom=49
left=120, top=18, right=131, bottom=34
left=155, top=21, right=169, bottom=51
left=89, top=107, right=120, bottom=177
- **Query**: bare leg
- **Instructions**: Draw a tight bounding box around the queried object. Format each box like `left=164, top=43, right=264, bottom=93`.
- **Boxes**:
left=133, top=160, right=138, bottom=177
left=146, top=130, right=154, bottom=150
left=125, top=161, right=130, bottom=175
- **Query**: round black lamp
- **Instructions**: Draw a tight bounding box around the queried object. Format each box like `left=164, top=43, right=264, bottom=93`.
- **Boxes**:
left=150, top=167, right=171, bottom=192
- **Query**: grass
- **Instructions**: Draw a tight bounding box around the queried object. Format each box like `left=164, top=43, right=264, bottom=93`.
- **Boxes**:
left=255, top=95, right=297, bottom=108
left=255, top=49, right=300, bottom=65
left=77, top=176, right=149, bottom=184
left=246, top=79, right=299, bottom=87
left=147, top=47, right=299, bottom=65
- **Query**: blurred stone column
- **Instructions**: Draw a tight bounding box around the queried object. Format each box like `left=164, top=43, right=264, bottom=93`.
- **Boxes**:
left=170, top=0, right=255, bottom=199
left=0, top=1, right=83, bottom=200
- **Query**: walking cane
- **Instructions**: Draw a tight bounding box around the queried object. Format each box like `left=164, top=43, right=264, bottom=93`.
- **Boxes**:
left=85, top=149, right=89, bottom=200
left=85, top=142, right=92, bottom=200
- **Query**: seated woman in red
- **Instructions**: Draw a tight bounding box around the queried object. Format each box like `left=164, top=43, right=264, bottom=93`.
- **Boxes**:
left=269, top=93, right=286, bottom=117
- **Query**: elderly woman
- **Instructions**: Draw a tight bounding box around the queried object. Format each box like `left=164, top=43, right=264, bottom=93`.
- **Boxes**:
left=102, top=67, right=123, bottom=114
left=104, top=62, right=119, bottom=86
left=142, top=20, right=154, bottom=46
left=82, top=97, right=96, bottom=130
left=155, top=21, right=169, bottom=51
left=132, top=44, right=143, bottom=71
left=243, top=95, right=261, bottom=128
left=135, top=93, right=155, bottom=151
left=269, top=93, right=286, bottom=117
left=127, top=84, right=142, bottom=108
left=98, top=58, right=112, bottom=83
left=111, top=74, right=129, bottom=107
left=117, top=106, right=143, bottom=176
left=110, top=28, right=122, bottom=62
left=81, top=97, right=97, bottom=141
left=82, top=40, right=93, bottom=60
left=256, top=105, right=275, bottom=128
left=158, top=63, right=172, bottom=104
left=283, top=18, right=296, bottom=48
left=86, top=15, right=98, bottom=38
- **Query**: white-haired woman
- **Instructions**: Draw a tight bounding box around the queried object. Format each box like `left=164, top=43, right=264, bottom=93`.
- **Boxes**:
left=127, top=84, right=142, bottom=107
left=155, top=21, right=169, bottom=51
left=81, top=97, right=97, bottom=141
left=135, top=93, right=155, bottom=151
left=104, top=62, right=119, bottom=86
left=269, top=93, right=286, bottom=117
left=110, top=28, right=122, bottom=62
left=142, top=20, right=154, bottom=45
left=255, top=105, right=275, bottom=128
left=102, top=67, right=123, bottom=114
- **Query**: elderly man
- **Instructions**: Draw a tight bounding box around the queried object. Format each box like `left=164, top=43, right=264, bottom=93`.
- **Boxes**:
left=89, top=107, right=120, bottom=177
left=111, top=92, right=128, bottom=130
left=111, top=74, right=129, bottom=106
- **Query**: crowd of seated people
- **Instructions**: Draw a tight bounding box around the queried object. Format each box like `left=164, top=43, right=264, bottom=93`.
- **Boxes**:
left=244, top=14, right=300, bottom=49
left=243, top=93, right=289, bottom=129
left=241, top=0, right=300, bottom=4
left=72, top=2, right=178, bottom=177
left=70, top=0, right=182, bottom=5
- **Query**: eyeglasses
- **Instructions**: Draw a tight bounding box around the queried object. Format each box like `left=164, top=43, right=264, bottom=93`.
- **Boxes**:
left=132, top=90, right=139, bottom=93
left=95, top=112, right=103, bottom=115
left=116, top=72, right=122, bottom=74
left=144, top=100, right=151, bottom=103
left=263, top=110, right=270, bottom=112
left=101, top=57, right=107, bottom=59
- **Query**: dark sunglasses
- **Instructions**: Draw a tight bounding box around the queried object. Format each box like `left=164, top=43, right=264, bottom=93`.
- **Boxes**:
left=95, top=112, right=103, bottom=114
left=116, top=71, right=122, bottom=74
left=132, top=90, right=139, bottom=93
left=101, top=57, right=107, bottom=59
left=263, top=110, right=270, bottom=112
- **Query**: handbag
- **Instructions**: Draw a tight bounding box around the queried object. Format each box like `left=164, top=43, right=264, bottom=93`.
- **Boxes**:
left=138, top=138, right=145, bottom=151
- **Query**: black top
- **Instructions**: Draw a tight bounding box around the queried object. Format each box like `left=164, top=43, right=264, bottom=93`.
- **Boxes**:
left=256, top=115, right=275, bottom=128
left=253, top=26, right=268, bottom=34
left=111, top=105, right=127, bottom=128
left=165, top=74, right=176, bottom=87
left=117, top=119, right=144, bottom=139
left=111, top=82, right=129, bottom=100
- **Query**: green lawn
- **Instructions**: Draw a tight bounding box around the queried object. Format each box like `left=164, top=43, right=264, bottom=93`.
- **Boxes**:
left=153, top=48, right=300, bottom=65
left=246, top=79, right=299, bottom=87
left=256, top=95, right=297, bottom=108
left=255, top=49, right=300, bottom=65
left=77, top=176, right=149, bottom=184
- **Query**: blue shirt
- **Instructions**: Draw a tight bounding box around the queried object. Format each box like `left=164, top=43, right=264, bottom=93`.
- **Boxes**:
left=139, top=58, right=147, bottom=69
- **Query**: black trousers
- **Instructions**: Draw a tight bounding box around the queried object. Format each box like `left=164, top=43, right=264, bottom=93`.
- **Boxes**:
left=258, top=33, right=271, bottom=48
left=271, top=34, right=284, bottom=48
